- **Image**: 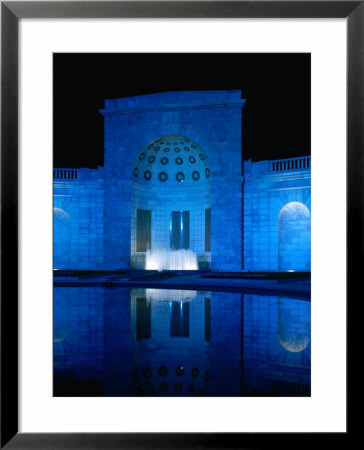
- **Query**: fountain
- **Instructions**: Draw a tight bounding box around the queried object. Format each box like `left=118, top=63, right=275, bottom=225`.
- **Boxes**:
left=145, top=248, right=198, bottom=271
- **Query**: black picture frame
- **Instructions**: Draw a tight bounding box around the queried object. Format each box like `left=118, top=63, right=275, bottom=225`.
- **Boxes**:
left=1, top=1, right=356, bottom=448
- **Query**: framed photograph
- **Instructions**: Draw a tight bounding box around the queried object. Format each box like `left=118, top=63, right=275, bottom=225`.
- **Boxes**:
left=1, top=1, right=356, bottom=448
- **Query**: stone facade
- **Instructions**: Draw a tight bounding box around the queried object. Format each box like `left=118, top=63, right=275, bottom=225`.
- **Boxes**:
left=243, top=158, right=311, bottom=271
left=53, top=90, right=311, bottom=271
left=53, top=168, right=104, bottom=269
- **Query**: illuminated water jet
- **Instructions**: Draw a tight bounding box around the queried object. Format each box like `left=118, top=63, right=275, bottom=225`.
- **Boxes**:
left=145, top=248, right=198, bottom=271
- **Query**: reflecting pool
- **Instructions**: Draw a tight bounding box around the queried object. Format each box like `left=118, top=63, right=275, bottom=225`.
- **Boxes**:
left=53, top=287, right=310, bottom=397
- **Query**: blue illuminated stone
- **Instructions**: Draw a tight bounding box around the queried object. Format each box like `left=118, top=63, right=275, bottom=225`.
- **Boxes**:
left=53, top=91, right=310, bottom=272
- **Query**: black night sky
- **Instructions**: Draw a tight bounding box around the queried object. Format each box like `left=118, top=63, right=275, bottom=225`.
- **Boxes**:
left=53, top=53, right=310, bottom=168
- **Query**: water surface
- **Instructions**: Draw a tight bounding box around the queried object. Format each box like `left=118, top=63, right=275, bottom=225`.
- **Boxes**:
left=54, top=287, right=310, bottom=396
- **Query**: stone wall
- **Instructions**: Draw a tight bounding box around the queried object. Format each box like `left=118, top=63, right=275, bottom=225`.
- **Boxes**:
left=243, top=157, right=311, bottom=271
left=100, top=90, right=245, bottom=270
left=53, top=92, right=311, bottom=272
left=53, top=168, right=104, bottom=269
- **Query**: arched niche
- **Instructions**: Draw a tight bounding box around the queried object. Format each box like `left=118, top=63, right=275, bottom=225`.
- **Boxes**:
left=130, top=135, right=212, bottom=269
left=278, top=202, right=311, bottom=271
left=54, top=207, right=71, bottom=268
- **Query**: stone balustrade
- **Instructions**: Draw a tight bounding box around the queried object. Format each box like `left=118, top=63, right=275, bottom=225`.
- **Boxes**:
left=271, top=156, right=310, bottom=172
left=54, top=168, right=78, bottom=180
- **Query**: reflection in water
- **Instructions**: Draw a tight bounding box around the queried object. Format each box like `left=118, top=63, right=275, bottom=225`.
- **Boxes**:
left=278, top=297, right=310, bottom=353
left=53, top=288, right=71, bottom=343
left=130, top=289, right=211, bottom=396
left=242, top=295, right=311, bottom=396
left=170, top=301, right=190, bottom=337
left=53, top=288, right=311, bottom=397
left=144, top=288, right=198, bottom=302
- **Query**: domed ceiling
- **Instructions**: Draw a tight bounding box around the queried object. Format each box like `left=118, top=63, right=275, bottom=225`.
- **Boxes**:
left=132, top=135, right=210, bottom=186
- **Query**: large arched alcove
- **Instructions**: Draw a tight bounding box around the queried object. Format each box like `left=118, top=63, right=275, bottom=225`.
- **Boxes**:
left=278, top=201, right=311, bottom=271
left=130, top=135, right=212, bottom=269
left=53, top=207, right=71, bottom=268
